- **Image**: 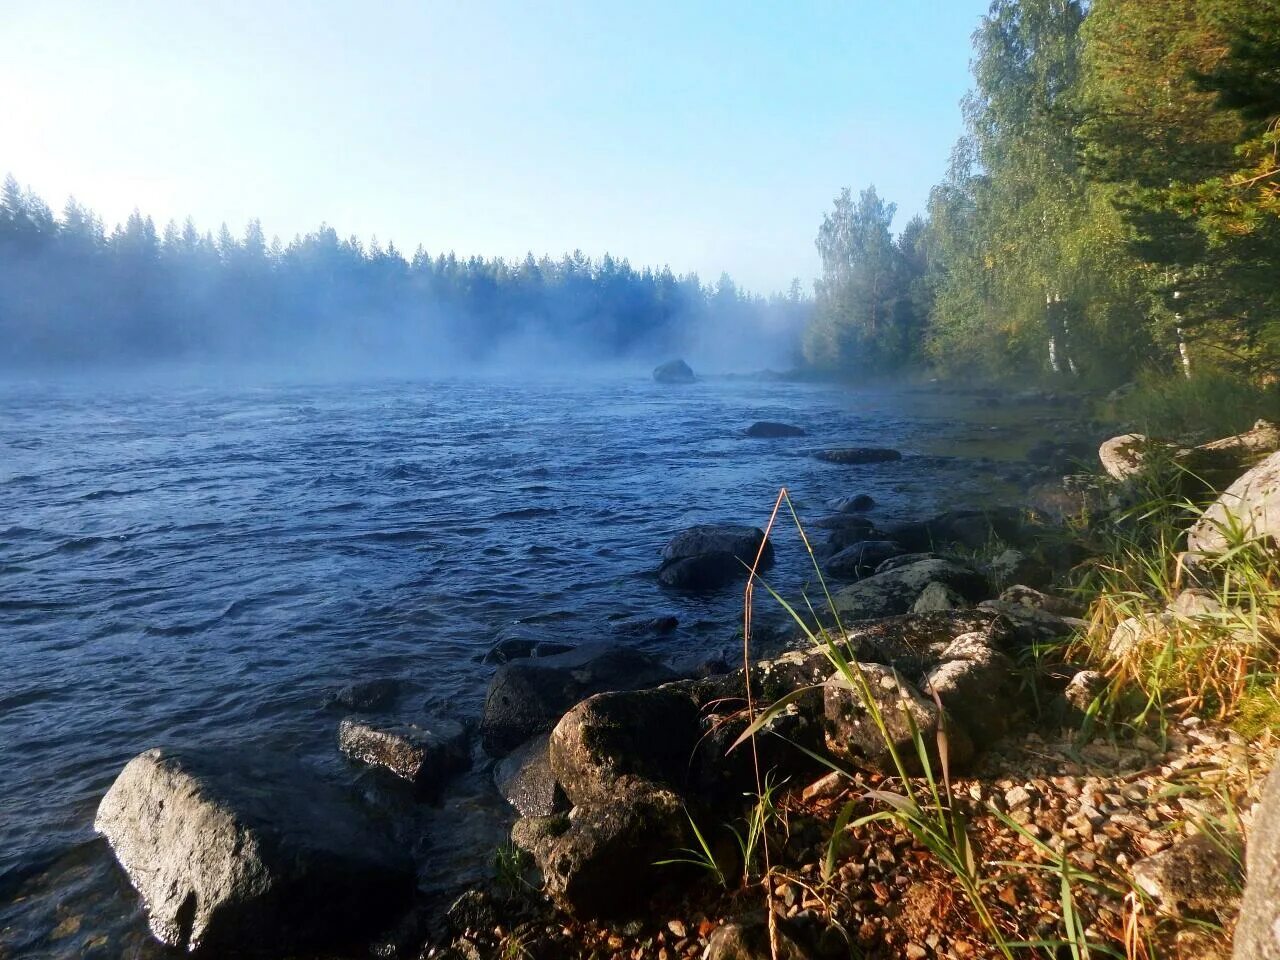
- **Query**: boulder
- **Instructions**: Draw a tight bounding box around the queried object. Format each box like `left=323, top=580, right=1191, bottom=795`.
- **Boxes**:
left=830, top=493, right=876, bottom=513
left=878, top=507, right=1032, bottom=553
left=912, top=581, right=966, bottom=613
left=1108, top=613, right=1176, bottom=661
left=324, top=677, right=403, bottom=712
left=823, top=541, right=905, bottom=581
left=745, top=421, right=806, bottom=438
left=1099, top=434, right=1156, bottom=480
left=653, top=359, right=695, bottom=383
left=480, top=643, right=675, bottom=754
left=493, top=733, right=568, bottom=818
left=1051, top=668, right=1108, bottom=726
left=823, top=665, right=972, bottom=774
left=549, top=687, right=702, bottom=805
left=921, top=632, right=1017, bottom=746
left=1131, top=833, right=1240, bottom=919
left=338, top=717, right=469, bottom=793
left=1234, top=754, right=1280, bottom=959
left=875, top=551, right=946, bottom=574
left=94, top=748, right=414, bottom=955
left=830, top=559, right=991, bottom=623
left=658, top=524, right=773, bottom=590
left=511, top=782, right=686, bottom=916
left=812, top=447, right=902, bottom=465
left=1188, top=450, right=1280, bottom=557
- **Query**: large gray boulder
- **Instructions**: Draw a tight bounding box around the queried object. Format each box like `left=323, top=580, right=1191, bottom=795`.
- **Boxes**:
left=657, top=524, right=773, bottom=590
left=1234, top=754, right=1280, bottom=959
left=94, top=748, right=414, bottom=955
left=480, top=642, right=675, bottom=754
left=1188, top=450, right=1280, bottom=557
left=830, top=558, right=990, bottom=622
left=653, top=358, right=695, bottom=383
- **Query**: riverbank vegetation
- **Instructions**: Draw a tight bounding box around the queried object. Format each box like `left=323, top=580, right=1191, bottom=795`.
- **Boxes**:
left=806, top=0, right=1280, bottom=415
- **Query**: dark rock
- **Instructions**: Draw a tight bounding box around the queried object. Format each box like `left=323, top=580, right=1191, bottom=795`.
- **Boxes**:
left=481, top=636, right=576, bottom=665
left=830, top=493, right=875, bottom=513
left=704, top=914, right=814, bottom=959
left=1233, top=753, right=1280, bottom=958
left=550, top=687, right=702, bottom=805
left=511, top=782, right=685, bottom=917
left=338, top=717, right=469, bottom=793
left=93, top=748, right=414, bottom=955
left=324, top=677, right=403, bottom=712
left=830, top=558, right=991, bottom=622
left=480, top=643, right=675, bottom=754
left=977, top=599, right=1086, bottom=646
left=658, top=524, right=773, bottom=590
left=745, top=421, right=806, bottom=438
left=444, top=888, right=501, bottom=937
left=612, top=615, right=679, bottom=637
left=823, top=541, right=906, bottom=580
left=874, top=551, right=945, bottom=574
left=812, top=447, right=902, bottom=465
left=987, top=548, right=1052, bottom=590
left=653, top=358, right=695, bottom=383
left=494, top=733, right=569, bottom=817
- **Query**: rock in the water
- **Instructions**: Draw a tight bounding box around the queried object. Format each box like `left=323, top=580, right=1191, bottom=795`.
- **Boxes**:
left=511, top=783, right=685, bottom=917
left=1188, top=450, right=1280, bottom=557
left=94, top=748, right=414, bottom=954
left=493, top=732, right=568, bottom=817
left=658, top=524, right=773, bottom=590
left=1234, top=754, right=1280, bottom=959
left=830, top=558, right=990, bottom=622
left=338, top=717, right=469, bottom=792
left=823, top=665, right=972, bottom=773
left=823, top=540, right=905, bottom=581
left=481, top=636, right=576, bottom=665
left=1131, top=833, right=1240, bottom=919
left=830, top=493, right=875, bottom=513
left=653, top=358, right=695, bottom=383
left=912, top=580, right=966, bottom=613
left=324, top=677, right=403, bottom=712
left=813, top=447, right=902, bottom=465
left=480, top=642, right=675, bottom=754
left=550, top=687, right=702, bottom=805
left=745, top=420, right=806, bottom=438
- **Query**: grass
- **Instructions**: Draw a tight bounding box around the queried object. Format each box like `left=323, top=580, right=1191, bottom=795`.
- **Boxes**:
left=1107, top=366, right=1280, bottom=444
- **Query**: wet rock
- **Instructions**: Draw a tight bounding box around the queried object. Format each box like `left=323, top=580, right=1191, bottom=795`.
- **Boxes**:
left=830, top=493, right=875, bottom=513
left=612, top=614, right=679, bottom=637
left=549, top=687, right=702, bottom=805
left=1234, top=754, right=1280, bottom=959
left=94, top=748, right=414, bottom=955
left=745, top=421, right=806, bottom=438
left=653, top=358, right=695, bottom=383
left=511, top=782, right=685, bottom=917
left=658, top=524, right=773, bottom=590
left=830, top=558, right=990, bottom=622
left=1188, top=450, right=1280, bottom=557
left=324, top=677, right=403, bottom=712
left=912, top=580, right=966, bottom=613
left=812, top=447, right=902, bottom=465
left=480, top=643, right=675, bottom=754
left=1131, top=833, right=1240, bottom=919
left=823, top=665, right=972, bottom=774
left=481, top=636, right=576, bottom=665
left=493, top=732, right=568, bottom=817
left=823, top=540, right=905, bottom=580
left=338, top=717, right=469, bottom=793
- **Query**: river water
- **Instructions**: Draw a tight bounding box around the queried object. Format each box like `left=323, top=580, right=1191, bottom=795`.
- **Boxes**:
left=0, top=373, right=1041, bottom=957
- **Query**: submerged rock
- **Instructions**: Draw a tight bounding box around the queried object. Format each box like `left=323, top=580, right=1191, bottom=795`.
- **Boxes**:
left=94, top=748, right=414, bottom=955
left=657, top=524, right=773, bottom=590
left=324, top=677, right=403, bottom=712
left=653, top=358, right=695, bottom=383
left=338, top=717, right=469, bottom=793
left=823, top=540, right=905, bottom=581
left=745, top=420, right=806, bottom=438
left=812, top=447, right=902, bottom=465
left=480, top=642, right=675, bottom=754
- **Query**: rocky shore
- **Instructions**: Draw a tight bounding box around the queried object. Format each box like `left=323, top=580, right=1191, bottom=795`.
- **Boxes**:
left=89, top=399, right=1280, bottom=960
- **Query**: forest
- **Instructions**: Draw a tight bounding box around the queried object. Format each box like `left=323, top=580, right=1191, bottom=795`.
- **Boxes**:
left=0, top=178, right=808, bottom=371
left=807, top=0, right=1280, bottom=396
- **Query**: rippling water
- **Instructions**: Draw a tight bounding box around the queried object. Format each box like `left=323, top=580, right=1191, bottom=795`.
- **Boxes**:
left=0, top=373, right=1033, bottom=957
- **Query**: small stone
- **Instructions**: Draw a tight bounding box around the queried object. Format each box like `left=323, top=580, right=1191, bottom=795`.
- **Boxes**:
left=667, top=919, right=686, bottom=939
left=1005, top=785, right=1033, bottom=811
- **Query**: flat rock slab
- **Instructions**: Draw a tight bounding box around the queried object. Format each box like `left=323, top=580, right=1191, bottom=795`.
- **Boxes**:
left=94, top=748, right=414, bottom=955
left=812, top=447, right=902, bottom=465
left=338, top=717, right=469, bottom=793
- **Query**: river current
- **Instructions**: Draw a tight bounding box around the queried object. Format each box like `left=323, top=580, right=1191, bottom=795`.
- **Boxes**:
left=0, top=373, right=1038, bottom=957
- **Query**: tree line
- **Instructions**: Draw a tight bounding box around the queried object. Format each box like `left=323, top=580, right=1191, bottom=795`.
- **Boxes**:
left=806, top=0, right=1280, bottom=386
left=0, top=177, right=809, bottom=371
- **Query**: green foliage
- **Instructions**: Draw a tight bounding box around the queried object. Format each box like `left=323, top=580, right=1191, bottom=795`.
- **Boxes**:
left=1112, top=367, right=1280, bottom=442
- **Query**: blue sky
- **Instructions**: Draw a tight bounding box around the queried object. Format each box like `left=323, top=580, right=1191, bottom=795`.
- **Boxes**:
left=3, top=1, right=988, bottom=293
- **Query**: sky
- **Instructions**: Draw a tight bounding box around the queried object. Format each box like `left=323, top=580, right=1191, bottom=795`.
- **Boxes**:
left=2, top=1, right=989, bottom=294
